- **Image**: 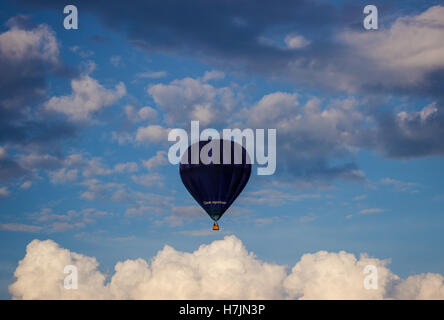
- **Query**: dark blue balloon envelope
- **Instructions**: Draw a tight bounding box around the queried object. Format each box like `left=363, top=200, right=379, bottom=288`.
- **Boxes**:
left=179, top=140, right=251, bottom=226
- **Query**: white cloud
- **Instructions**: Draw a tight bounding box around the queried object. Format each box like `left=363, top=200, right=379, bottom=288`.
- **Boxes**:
left=165, top=205, right=203, bottom=225
left=0, top=223, right=41, bottom=232
left=353, top=194, right=367, bottom=201
left=9, top=236, right=444, bottom=299
left=0, top=186, right=10, bottom=197
left=28, top=207, right=109, bottom=233
left=397, top=104, right=438, bottom=127
left=124, top=105, right=137, bottom=121
left=136, top=125, right=170, bottom=144
left=142, top=151, right=168, bottom=170
left=79, top=178, right=123, bottom=201
left=248, top=94, right=363, bottom=144
left=112, top=131, right=133, bottom=145
left=284, top=34, right=310, bottom=49
left=273, top=6, right=444, bottom=94
left=114, top=162, right=139, bottom=173
left=359, top=208, right=384, bottom=215
left=202, top=70, right=225, bottom=82
left=111, top=189, right=129, bottom=202
left=136, top=71, right=167, bottom=79
left=134, top=191, right=174, bottom=207
left=381, top=178, right=419, bottom=193
left=246, top=92, right=299, bottom=127
left=341, top=6, right=444, bottom=79
left=44, top=75, right=126, bottom=121
left=70, top=45, right=94, bottom=58
left=241, top=189, right=320, bottom=206
left=148, top=75, right=235, bottom=126
left=20, top=181, right=32, bottom=190
left=125, top=105, right=158, bottom=122
left=131, top=173, right=164, bottom=188
left=0, top=24, right=59, bottom=64
left=10, top=239, right=108, bottom=299
left=82, top=158, right=112, bottom=177
left=138, top=106, right=158, bottom=121
left=49, top=168, right=78, bottom=184
left=125, top=205, right=166, bottom=216
left=284, top=250, right=396, bottom=299
left=299, top=214, right=316, bottom=223
left=255, top=217, right=280, bottom=225
left=243, top=93, right=366, bottom=183
left=0, top=146, right=7, bottom=159
left=63, top=153, right=84, bottom=167
left=80, top=191, right=97, bottom=201
left=18, top=152, right=60, bottom=170
left=391, top=273, right=444, bottom=299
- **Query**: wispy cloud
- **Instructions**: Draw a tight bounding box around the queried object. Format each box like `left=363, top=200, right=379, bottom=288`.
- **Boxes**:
left=353, top=194, right=367, bottom=201
left=0, top=223, right=41, bottom=232
left=359, top=208, right=385, bottom=215
left=380, top=178, right=419, bottom=193
left=136, top=71, right=167, bottom=79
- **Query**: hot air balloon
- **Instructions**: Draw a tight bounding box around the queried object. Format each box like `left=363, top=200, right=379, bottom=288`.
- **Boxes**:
left=179, top=139, right=251, bottom=230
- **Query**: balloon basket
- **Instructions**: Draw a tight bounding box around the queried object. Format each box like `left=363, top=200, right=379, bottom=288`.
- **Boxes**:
left=212, top=222, right=219, bottom=231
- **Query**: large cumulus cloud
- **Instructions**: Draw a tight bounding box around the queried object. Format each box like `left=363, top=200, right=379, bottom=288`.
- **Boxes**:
left=9, top=236, right=444, bottom=299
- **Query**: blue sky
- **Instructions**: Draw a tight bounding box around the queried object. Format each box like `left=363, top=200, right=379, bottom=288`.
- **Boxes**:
left=1, top=0, right=444, bottom=299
